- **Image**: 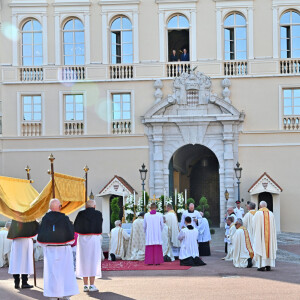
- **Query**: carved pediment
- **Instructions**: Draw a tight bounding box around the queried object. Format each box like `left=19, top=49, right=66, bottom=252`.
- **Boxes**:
left=144, top=71, right=244, bottom=121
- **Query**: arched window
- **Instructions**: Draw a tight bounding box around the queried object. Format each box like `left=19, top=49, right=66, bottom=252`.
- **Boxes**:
left=224, top=13, right=247, bottom=60
left=167, top=14, right=189, bottom=62
left=22, top=19, right=43, bottom=66
left=111, top=16, right=133, bottom=64
left=63, top=18, right=85, bottom=65
left=280, top=11, right=300, bottom=58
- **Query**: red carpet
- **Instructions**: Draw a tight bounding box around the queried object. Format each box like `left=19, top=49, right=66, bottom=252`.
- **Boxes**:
left=101, top=259, right=191, bottom=271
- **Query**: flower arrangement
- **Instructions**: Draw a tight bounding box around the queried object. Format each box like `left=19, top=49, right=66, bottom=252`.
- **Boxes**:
left=136, top=196, right=144, bottom=214
left=125, top=194, right=134, bottom=223
left=177, top=192, right=185, bottom=219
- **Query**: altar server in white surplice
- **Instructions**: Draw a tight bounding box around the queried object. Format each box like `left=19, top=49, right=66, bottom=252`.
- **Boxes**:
left=180, top=203, right=202, bottom=229
left=242, top=202, right=256, bottom=240
left=74, top=200, right=103, bottom=292
left=178, top=216, right=206, bottom=266
left=109, top=220, right=130, bottom=261
left=165, top=204, right=181, bottom=257
left=224, top=217, right=236, bottom=261
left=125, top=212, right=146, bottom=261
left=232, top=218, right=254, bottom=268
left=0, top=221, right=12, bottom=267
left=197, top=212, right=211, bottom=256
left=38, top=198, right=79, bottom=300
left=8, top=220, right=39, bottom=289
left=162, top=217, right=175, bottom=262
left=252, top=201, right=277, bottom=271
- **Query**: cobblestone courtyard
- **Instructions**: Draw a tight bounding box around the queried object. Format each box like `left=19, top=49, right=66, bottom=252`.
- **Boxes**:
left=0, top=230, right=299, bottom=300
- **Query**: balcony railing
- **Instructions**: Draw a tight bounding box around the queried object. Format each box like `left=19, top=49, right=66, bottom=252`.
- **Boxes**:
left=61, top=66, right=85, bottom=81
left=64, top=121, right=84, bottom=135
left=224, top=60, right=248, bottom=76
left=20, top=67, right=43, bottom=81
left=22, top=122, right=42, bottom=136
left=280, top=59, right=300, bottom=74
left=283, top=116, right=300, bottom=130
left=112, top=120, right=131, bottom=134
left=110, top=65, right=134, bottom=79
left=166, top=62, right=191, bottom=78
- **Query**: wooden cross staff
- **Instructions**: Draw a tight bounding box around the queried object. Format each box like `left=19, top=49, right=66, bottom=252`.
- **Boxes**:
left=25, top=165, right=37, bottom=287
left=48, top=154, right=55, bottom=198
left=83, top=165, right=89, bottom=203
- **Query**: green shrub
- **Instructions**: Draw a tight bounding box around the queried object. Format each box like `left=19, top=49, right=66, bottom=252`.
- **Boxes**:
left=210, top=228, right=215, bottom=235
left=111, top=197, right=120, bottom=226
left=187, top=198, right=195, bottom=206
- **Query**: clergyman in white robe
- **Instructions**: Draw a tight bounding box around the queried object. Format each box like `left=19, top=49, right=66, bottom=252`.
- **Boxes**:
left=125, top=214, right=145, bottom=261
left=232, top=222, right=254, bottom=268
left=180, top=204, right=202, bottom=229
left=165, top=205, right=181, bottom=257
left=0, top=227, right=12, bottom=267
left=109, top=220, right=130, bottom=260
left=242, top=202, right=256, bottom=240
left=252, top=202, right=277, bottom=270
left=162, top=223, right=175, bottom=261
left=224, top=220, right=236, bottom=261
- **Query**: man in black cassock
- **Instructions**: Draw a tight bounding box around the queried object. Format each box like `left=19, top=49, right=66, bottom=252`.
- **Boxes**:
left=74, top=199, right=103, bottom=292
left=7, top=220, right=39, bottom=289
left=38, top=198, right=79, bottom=299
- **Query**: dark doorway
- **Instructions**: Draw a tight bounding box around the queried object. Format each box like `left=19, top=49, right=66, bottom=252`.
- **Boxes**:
left=109, top=195, right=123, bottom=230
left=258, top=192, right=273, bottom=212
left=168, top=30, right=189, bottom=62
left=169, top=144, right=220, bottom=226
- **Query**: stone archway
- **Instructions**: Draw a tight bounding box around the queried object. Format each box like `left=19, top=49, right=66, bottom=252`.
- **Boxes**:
left=142, top=72, right=245, bottom=226
left=169, top=144, right=220, bottom=226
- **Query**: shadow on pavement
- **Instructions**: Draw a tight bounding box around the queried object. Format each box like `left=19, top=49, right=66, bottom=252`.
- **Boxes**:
left=17, top=288, right=44, bottom=300
left=89, top=292, right=135, bottom=300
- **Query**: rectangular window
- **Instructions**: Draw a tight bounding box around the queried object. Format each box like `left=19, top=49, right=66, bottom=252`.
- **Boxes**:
left=112, top=93, right=131, bottom=120
left=64, top=94, right=84, bottom=121
left=283, top=89, right=300, bottom=115
left=22, top=95, right=42, bottom=121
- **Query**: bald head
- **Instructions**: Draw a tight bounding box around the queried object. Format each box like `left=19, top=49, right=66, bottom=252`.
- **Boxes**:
left=86, top=199, right=96, bottom=208
left=227, top=207, right=234, bottom=215
left=49, top=198, right=61, bottom=212
left=259, top=201, right=267, bottom=208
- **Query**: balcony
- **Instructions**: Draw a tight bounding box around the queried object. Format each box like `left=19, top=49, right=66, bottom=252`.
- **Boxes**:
left=280, top=59, right=300, bottom=74
left=112, top=120, right=132, bottom=134
left=64, top=121, right=84, bottom=135
left=60, top=66, right=85, bottom=81
left=110, top=64, right=134, bottom=79
left=20, top=67, right=43, bottom=81
left=283, top=116, right=300, bottom=131
left=166, top=62, right=191, bottom=78
left=22, top=122, right=42, bottom=136
left=224, top=60, right=248, bottom=76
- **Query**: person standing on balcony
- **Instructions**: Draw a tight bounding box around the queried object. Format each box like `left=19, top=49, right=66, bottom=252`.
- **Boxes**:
left=180, top=48, right=189, bottom=61
left=170, top=50, right=178, bottom=62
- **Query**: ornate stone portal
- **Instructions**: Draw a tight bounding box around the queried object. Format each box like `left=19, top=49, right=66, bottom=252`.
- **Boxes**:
left=143, top=72, right=245, bottom=226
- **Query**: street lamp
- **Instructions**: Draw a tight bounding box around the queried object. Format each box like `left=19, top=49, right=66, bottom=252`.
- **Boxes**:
left=234, top=162, right=242, bottom=202
left=139, top=163, right=148, bottom=192
left=224, top=189, right=229, bottom=201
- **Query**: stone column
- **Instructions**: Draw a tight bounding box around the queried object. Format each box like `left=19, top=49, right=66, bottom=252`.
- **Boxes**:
left=152, top=125, right=164, bottom=197
left=222, top=123, right=235, bottom=208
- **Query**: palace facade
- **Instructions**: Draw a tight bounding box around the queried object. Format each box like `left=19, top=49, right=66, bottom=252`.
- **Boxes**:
left=0, top=0, right=300, bottom=233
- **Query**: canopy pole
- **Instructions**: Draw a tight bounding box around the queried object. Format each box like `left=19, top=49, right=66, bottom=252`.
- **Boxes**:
left=25, top=165, right=37, bottom=288
left=48, top=154, right=55, bottom=198
left=84, top=165, right=89, bottom=203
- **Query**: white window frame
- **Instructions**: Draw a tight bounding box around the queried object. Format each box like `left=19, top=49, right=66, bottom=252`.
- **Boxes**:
left=224, top=13, right=247, bottom=61
left=279, top=84, right=300, bottom=129
left=107, top=89, right=135, bottom=134
left=59, top=91, right=87, bottom=135
left=272, top=1, right=300, bottom=59
left=22, top=95, right=42, bottom=122
left=100, top=3, right=139, bottom=64
left=62, top=17, right=85, bottom=66
left=21, top=19, right=43, bottom=66
left=215, top=1, right=254, bottom=60
left=17, top=92, right=45, bottom=136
